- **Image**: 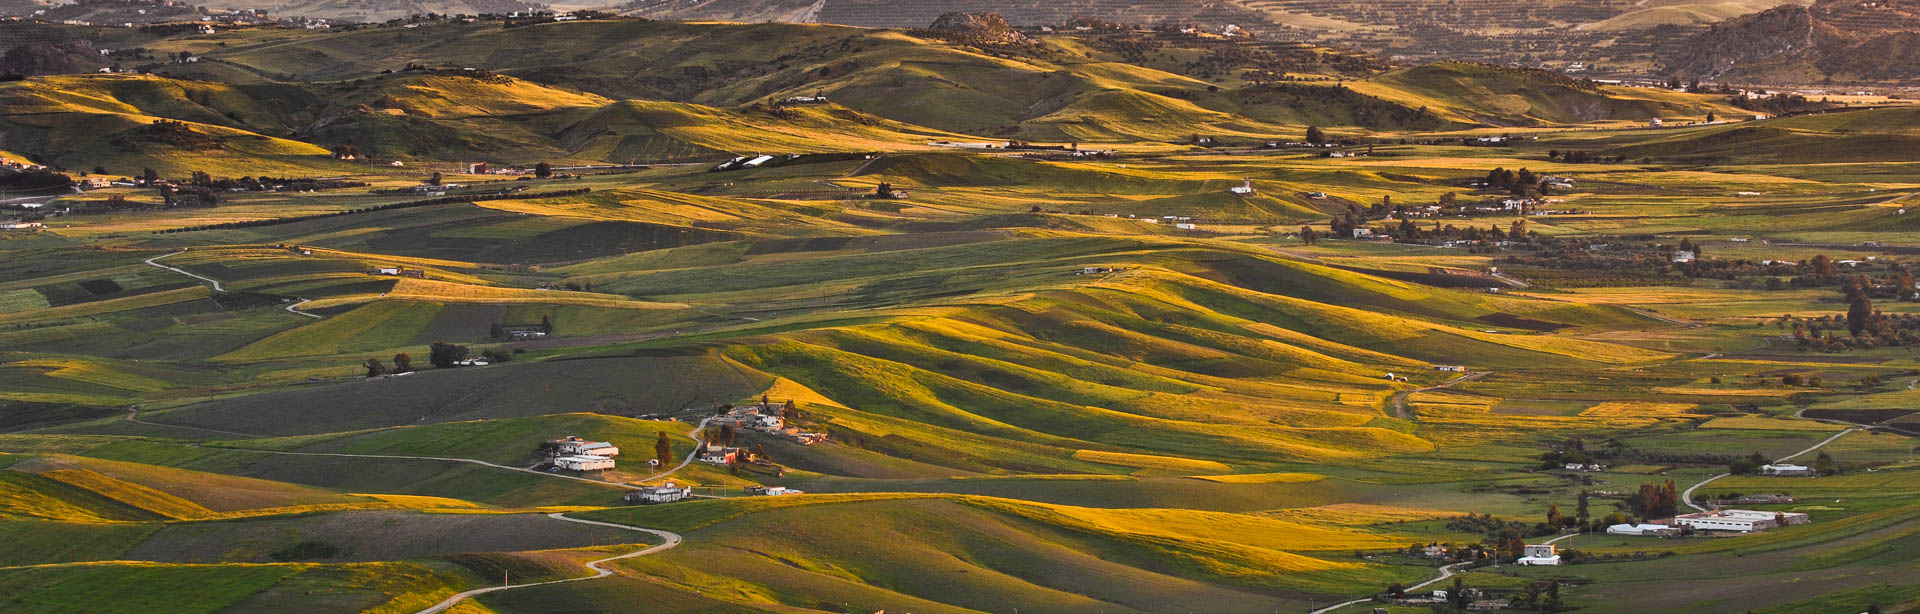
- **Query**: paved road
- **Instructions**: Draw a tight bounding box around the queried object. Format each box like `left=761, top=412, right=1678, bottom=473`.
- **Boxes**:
left=413, top=512, right=683, bottom=614
left=1308, top=561, right=1470, bottom=614
left=1392, top=371, right=1490, bottom=420
left=143, top=251, right=226, bottom=292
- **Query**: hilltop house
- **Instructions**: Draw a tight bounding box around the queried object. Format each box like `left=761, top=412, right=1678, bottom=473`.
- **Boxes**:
left=1230, top=178, right=1255, bottom=195
left=551, top=436, right=619, bottom=457
left=1515, top=544, right=1561, bottom=566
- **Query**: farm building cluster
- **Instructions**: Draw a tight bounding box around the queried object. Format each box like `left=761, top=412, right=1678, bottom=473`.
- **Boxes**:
left=546, top=435, right=618, bottom=471
left=709, top=401, right=825, bottom=445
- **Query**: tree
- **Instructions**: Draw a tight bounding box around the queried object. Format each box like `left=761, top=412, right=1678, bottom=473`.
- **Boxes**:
left=1449, top=577, right=1470, bottom=610
left=1439, top=192, right=1458, bottom=207
left=1847, top=280, right=1874, bottom=337
left=1496, top=527, right=1525, bottom=559
left=428, top=171, right=443, bottom=186
left=1510, top=218, right=1529, bottom=238
left=481, top=348, right=513, bottom=363
left=1575, top=488, right=1590, bottom=524
left=1813, top=254, right=1833, bottom=278
left=1299, top=226, right=1318, bottom=245
left=1813, top=451, right=1838, bottom=475
left=364, top=358, right=388, bottom=378
left=1305, top=125, right=1326, bottom=145
left=428, top=342, right=469, bottom=368
left=1546, top=503, right=1563, bottom=527
left=654, top=431, right=673, bottom=470
left=534, top=162, right=553, bottom=178
left=142, top=168, right=159, bottom=184
left=392, top=352, right=413, bottom=373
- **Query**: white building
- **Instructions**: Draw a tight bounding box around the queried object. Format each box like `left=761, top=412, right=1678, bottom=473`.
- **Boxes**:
left=1230, top=178, right=1255, bottom=195
left=1670, top=509, right=1811, bottom=533
left=1515, top=544, right=1561, bottom=565
left=625, top=482, right=690, bottom=504
left=1672, top=251, right=1696, bottom=263
left=553, top=436, right=619, bottom=457
left=552, top=455, right=615, bottom=471
left=1761, top=463, right=1813, bottom=476
left=1607, top=523, right=1679, bottom=537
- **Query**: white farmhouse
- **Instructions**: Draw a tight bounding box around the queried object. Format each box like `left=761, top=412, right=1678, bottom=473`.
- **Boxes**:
left=552, top=455, right=615, bottom=471
left=1515, top=544, right=1561, bottom=565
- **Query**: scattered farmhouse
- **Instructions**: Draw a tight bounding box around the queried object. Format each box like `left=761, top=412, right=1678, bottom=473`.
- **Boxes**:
left=1515, top=544, right=1561, bottom=565
left=1229, top=178, right=1255, bottom=195
left=625, top=481, right=691, bottom=504
left=745, top=485, right=802, bottom=496
left=1669, top=509, right=1811, bottom=533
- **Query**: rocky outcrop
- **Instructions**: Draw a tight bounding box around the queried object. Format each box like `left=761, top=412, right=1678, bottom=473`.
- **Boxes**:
left=1668, top=0, right=1920, bottom=82
left=1, top=41, right=105, bottom=77
left=924, top=12, right=1031, bottom=45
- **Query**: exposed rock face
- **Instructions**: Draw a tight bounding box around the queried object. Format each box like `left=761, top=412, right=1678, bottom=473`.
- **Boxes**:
left=1, top=41, right=104, bottom=77
left=925, top=12, right=1030, bottom=45
left=1669, top=0, right=1920, bottom=81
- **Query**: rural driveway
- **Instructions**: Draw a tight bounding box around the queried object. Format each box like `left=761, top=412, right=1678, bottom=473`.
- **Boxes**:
left=412, top=512, right=683, bottom=614
left=1392, top=371, right=1490, bottom=420
left=1682, top=426, right=1858, bottom=513
left=143, top=251, right=225, bottom=292
left=1308, top=561, right=1470, bottom=614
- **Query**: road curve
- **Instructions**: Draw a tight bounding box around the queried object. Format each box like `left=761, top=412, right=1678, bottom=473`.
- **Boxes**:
left=1308, top=561, right=1470, bottom=614
left=285, top=298, right=323, bottom=319
left=412, top=513, right=683, bottom=614
left=143, top=251, right=225, bottom=292
left=1683, top=426, right=1858, bottom=512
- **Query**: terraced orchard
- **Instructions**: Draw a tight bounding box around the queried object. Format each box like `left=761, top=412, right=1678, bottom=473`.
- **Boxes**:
left=3, top=13, right=1920, bottom=614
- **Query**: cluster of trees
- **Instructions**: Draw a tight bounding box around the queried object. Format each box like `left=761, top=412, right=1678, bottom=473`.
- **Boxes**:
left=110, top=119, right=223, bottom=151
left=1480, top=166, right=1559, bottom=197
left=1786, top=275, right=1920, bottom=351
left=1627, top=480, right=1681, bottom=519
left=152, top=188, right=590, bottom=234
left=1727, top=92, right=1832, bottom=115
left=1547, top=149, right=1636, bottom=164
left=363, top=352, right=413, bottom=377
left=426, top=341, right=513, bottom=367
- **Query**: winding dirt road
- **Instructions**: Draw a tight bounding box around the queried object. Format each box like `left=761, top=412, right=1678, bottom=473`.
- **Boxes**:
left=413, top=513, right=682, bottom=614
left=1392, top=371, right=1491, bottom=420
left=143, top=251, right=225, bottom=292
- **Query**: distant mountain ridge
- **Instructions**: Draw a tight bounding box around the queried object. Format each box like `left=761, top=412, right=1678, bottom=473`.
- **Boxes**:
left=1666, top=0, right=1920, bottom=82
